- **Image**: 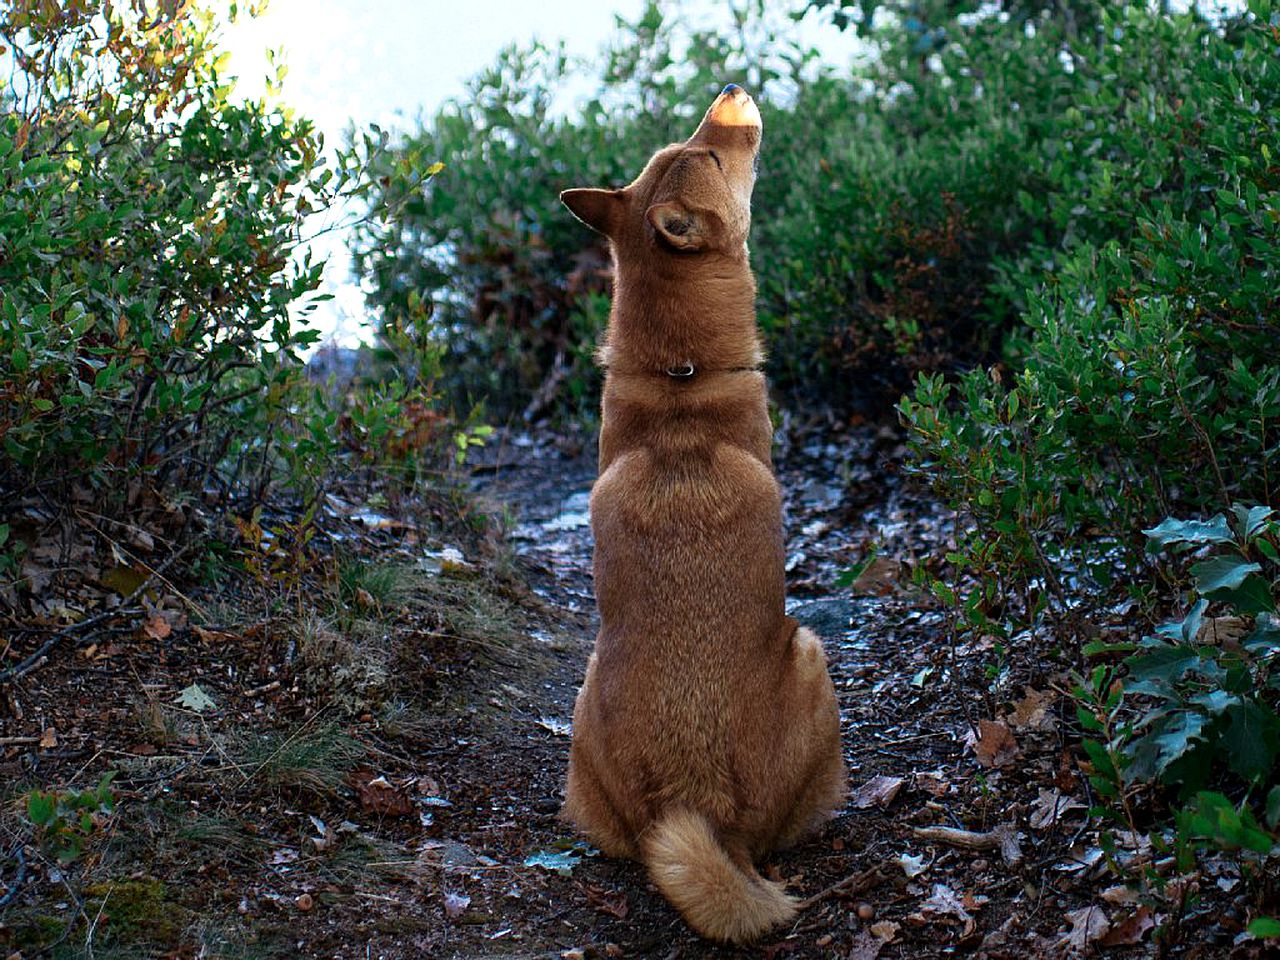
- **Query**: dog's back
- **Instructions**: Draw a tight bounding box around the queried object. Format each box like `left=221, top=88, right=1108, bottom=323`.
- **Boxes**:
left=560, top=85, right=846, bottom=944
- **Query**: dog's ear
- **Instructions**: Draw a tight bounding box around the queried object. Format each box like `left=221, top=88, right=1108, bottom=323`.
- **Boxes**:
left=646, top=201, right=717, bottom=252
left=561, top=188, right=623, bottom=236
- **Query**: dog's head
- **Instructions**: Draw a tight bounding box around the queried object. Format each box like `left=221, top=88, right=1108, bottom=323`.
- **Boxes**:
left=562, top=84, right=762, bottom=258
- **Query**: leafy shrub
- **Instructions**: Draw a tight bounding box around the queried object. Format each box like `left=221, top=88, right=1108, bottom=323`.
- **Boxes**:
left=1073, top=506, right=1278, bottom=885
left=354, top=5, right=786, bottom=420
left=25, top=773, right=117, bottom=866
left=900, top=3, right=1280, bottom=642
left=0, top=2, right=456, bottom=515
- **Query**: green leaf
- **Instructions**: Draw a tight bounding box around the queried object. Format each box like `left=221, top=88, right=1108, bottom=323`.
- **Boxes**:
left=1233, top=505, right=1274, bottom=541
left=1191, top=555, right=1262, bottom=596
left=26, top=791, right=55, bottom=827
left=1127, top=641, right=1199, bottom=683
left=11, top=347, right=29, bottom=373
left=1265, top=785, right=1280, bottom=831
left=1144, top=515, right=1234, bottom=547
left=1248, top=917, right=1280, bottom=939
left=1221, top=700, right=1280, bottom=783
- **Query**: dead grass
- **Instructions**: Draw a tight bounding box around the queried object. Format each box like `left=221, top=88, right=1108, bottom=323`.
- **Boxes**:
left=224, top=722, right=365, bottom=797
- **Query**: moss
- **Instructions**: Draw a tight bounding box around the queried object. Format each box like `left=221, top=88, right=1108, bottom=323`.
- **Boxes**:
left=82, top=877, right=187, bottom=944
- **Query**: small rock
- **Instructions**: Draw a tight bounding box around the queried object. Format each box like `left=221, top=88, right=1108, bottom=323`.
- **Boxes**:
left=856, top=902, right=876, bottom=921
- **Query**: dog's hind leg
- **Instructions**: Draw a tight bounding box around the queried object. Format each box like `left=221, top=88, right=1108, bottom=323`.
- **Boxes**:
left=771, top=625, right=847, bottom=851
left=564, top=751, right=637, bottom=858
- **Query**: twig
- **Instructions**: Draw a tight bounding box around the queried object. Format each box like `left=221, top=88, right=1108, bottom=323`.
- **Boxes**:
left=797, top=861, right=888, bottom=912
left=0, top=844, right=27, bottom=909
left=0, top=543, right=194, bottom=684
left=911, top=824, right=1023, bottom=866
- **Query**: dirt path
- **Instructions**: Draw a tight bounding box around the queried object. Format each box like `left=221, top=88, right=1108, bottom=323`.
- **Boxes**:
left=1, top=424, right=1192, bottom=959
left=427, top=424, right=1111, bottom=960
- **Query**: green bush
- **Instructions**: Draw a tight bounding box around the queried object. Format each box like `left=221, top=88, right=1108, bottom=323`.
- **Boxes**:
left=1072, top=506, right=1278, bottom=883
left=900, top=3, right=1280, bottom=640
left=354, top=4, right=783, bottom=420
left=0, top=2, right=457, bottom=515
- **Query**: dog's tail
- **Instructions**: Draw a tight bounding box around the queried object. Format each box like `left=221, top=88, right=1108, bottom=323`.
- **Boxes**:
left=642, top=807, right=796, bottom=944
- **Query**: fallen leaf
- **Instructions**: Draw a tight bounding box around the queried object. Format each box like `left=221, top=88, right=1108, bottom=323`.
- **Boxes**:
left=1008, top=687, right=1056, bottom=731
left=38, top=727, right=57, bottom=749
left=849, top=774, right=905, bottom=810
left=915, top=772, right=950, bottom=797
left=1029, top=788, right=1086, bottom=830
left=583, top=884, right=629, bottom=919
left=174, top=683, right=216, bottom=713
left=846, top=930, right=885, bottom=960
left=898, top=852, right=928, bottom=878
left=535, top=716, right=571, bottom=737
left=1100, top=905, right=1155, bottom=946
left=1058, top=905, right=1109, bottom=955
left=100, top=564, right=148, bottom=596
left=869, top=920, right=900, bottom=942
left=354, top=773, right=415, bottom=817
left=914, top=883, right=973, bottom=923
left=1054, top=844, right=1105, bottom=873
left=1099, top=884, right=1139, bottom=905
left=970, top=719, right=1019, bottom=768
left=524, top=848, right=582, bottom=876
left=192, top=624, right=237, bottom=644
left=142, top=614, right=171, bottom=641
left=443, top=891, right=471, bottom=920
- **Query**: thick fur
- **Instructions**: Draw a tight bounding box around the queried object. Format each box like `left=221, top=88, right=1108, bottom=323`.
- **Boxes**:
left=560, top=86, right=847, bottom=944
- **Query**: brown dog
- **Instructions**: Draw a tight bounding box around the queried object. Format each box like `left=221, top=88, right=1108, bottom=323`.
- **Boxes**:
left=559, top=85, right=846, bottom=944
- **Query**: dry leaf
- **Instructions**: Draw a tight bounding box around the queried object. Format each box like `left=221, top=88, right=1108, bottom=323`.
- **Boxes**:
left=38, top=727, right=57, bottom=749
left=443, top=891, right=471, bottom=920
left=583, top=884, right=629, bottom=919
left=1008, top=687, right=1056, bottom=731
left=1099, top=905, right=1155, bottom=946
left=142, top=615, right=171, bottom=641
left=1029, top=788, right=1086, bottom=830
left=849, top=774, right=905, bottom=810
left=898, top=852, right=927, bottom=878
left=1059, top=905, right=1109, bottom=955
left=869, top=920, right=900, bottom=942
left=354, top=772, right=415, bottom=817
left=847, top=930, right=886, bottom=960
left=971, top=719, right=1019, bottom=768
left=913, top=883, right=973, bottom=923
left=915, top=772, right=950, bottom=797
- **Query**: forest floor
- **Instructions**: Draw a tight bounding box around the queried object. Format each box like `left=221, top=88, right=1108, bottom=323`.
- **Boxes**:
left=0, top=421, right=1265, bottom=959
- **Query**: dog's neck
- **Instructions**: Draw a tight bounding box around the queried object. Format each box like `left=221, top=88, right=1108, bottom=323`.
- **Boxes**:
left=597, top=252, right=763, bottom=377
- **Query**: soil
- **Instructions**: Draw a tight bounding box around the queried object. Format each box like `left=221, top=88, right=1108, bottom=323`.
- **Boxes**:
left=0, top=422, right=1268, bottom=959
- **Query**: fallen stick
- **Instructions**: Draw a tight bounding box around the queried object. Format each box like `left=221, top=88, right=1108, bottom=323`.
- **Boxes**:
left=911, top=824, right=1023, bottom=866
left=798, top=862, right=888, bottom=912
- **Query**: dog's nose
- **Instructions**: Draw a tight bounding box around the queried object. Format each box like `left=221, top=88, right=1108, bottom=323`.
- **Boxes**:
left=723, top=83, right=745, bottom=97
